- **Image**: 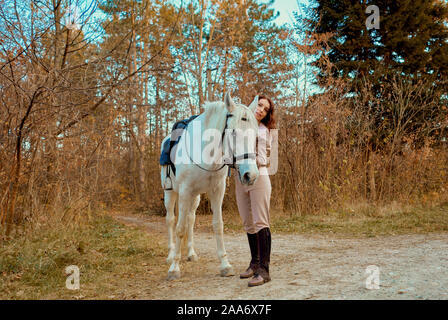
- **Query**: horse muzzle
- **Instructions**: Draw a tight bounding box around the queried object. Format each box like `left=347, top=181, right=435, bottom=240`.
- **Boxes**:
left=238, top=164, right=259, bottom=186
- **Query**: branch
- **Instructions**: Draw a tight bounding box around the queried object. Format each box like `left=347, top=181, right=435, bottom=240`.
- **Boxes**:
left=54, top=1, right=184, bottom=136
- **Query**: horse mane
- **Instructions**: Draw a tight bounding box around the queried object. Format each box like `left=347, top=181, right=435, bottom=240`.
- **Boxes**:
left=202, top=99, right=248, bottom=114
left=202, top=100, right=225, bottom=114
left=201, top=100, right=227, bottom=128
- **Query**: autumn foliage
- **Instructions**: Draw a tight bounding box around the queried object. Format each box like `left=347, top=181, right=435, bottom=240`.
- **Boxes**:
left=1, top=0, right=447, bottom=239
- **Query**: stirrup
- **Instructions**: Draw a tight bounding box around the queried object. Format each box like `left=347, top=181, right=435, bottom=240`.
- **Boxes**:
left=163, top=176, right=173, bottom=190
left=163, top=165, right=173, bottom=190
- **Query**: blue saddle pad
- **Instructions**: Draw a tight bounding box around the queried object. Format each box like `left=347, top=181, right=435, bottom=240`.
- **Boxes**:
left=159, top=138, right=172, bottom=165
left=159, top=115, right=199, bottom=172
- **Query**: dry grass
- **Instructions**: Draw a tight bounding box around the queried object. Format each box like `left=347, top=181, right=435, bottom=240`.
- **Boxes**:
left=0, top=214, right=166, bottom=299
left=218, top=201, right=448, bottom=238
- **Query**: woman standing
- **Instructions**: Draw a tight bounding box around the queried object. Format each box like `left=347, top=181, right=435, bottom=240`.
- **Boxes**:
left=235, top=95, right=275, bottom=287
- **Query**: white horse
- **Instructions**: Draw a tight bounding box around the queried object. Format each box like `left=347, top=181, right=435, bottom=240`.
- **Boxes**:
left=160, top=93, right=259, bottom=280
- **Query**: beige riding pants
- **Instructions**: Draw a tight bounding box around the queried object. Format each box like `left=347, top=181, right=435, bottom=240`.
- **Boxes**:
left=235, top=169, right=271, bottom=234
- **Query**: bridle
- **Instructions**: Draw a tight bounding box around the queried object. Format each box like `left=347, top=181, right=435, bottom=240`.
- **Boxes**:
left=185, top=113, right=256, bottom=173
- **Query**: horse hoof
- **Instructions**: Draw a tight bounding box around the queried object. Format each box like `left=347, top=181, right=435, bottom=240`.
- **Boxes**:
left=187, top=254, right=198, bottom=262
left=167, top=271, right=181, bottom=280
left=220, top=266, right=235, bottom=277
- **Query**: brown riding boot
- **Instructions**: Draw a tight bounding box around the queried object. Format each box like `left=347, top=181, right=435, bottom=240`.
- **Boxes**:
left=248, top=227, right=271, bottom=287
left=240, top=233, right=259, bottom=279
left=239, top=267, right=255, bottom=279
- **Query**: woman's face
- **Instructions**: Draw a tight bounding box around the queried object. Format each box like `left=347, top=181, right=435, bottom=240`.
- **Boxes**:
left=254, top=98, right=270, bottom=122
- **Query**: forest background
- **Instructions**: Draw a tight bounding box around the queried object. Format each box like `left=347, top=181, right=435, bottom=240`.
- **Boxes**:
left=1, top=0, right=447, bottom=239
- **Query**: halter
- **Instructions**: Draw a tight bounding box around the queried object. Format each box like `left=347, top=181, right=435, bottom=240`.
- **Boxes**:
left=185, top=113, right=256, bottom=172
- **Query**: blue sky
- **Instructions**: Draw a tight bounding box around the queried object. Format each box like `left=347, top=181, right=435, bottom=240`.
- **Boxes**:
left=272, top=0, right=300, bottom=26
left=165, top=0, right=311, bottom=27
left=272, top=0, right=316, bottom=27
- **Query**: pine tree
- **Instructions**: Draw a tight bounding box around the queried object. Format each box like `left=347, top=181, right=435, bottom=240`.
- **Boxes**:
left=176, top=0, right=293, bottom=107
left=231, top=0, right=294, bottom=103
left=308, top=0, right=448, bottom=85
left=298, top=0, right=448, bottom=146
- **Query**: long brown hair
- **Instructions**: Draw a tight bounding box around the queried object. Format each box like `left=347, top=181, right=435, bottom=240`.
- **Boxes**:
left=258, top=95, right=276, bottom=130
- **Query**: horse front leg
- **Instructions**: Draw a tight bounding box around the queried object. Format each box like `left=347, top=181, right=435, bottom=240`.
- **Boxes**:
left=164, top=190, right=178, bottom=264
left=209, top=182, right=234, bottom=277
left=186, top=194, right=200, bottom=262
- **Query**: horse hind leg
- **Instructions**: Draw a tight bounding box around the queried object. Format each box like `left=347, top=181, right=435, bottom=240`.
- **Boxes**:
left=186, top=195, right=200, bottom=262
left=167, top=194, right=191, bottom=280
left=165, top=190, right=178, bottom=265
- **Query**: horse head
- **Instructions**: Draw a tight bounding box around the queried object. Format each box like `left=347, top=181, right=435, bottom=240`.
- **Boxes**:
left=223, top=92, right=260, bottom=186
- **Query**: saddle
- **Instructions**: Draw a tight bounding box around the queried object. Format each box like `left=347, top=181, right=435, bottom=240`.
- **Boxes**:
left=159, top=115, right=199, bottom=177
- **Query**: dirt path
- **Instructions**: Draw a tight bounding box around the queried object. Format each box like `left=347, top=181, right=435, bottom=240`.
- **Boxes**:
left=115, top=214, right=448, bottom=300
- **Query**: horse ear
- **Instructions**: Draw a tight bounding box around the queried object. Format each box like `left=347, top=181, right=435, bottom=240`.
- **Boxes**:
left=248, top=95, right=258, bottom=113
left=224, top=92, right=235, bottom=113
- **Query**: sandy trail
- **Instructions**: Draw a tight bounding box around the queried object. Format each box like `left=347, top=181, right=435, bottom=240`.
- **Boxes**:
left=115, top=214, right=448, bottom=300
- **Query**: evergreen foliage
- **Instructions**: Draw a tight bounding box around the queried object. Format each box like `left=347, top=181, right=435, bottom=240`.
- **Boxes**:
left=298, top=0, right=448, bottom=147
